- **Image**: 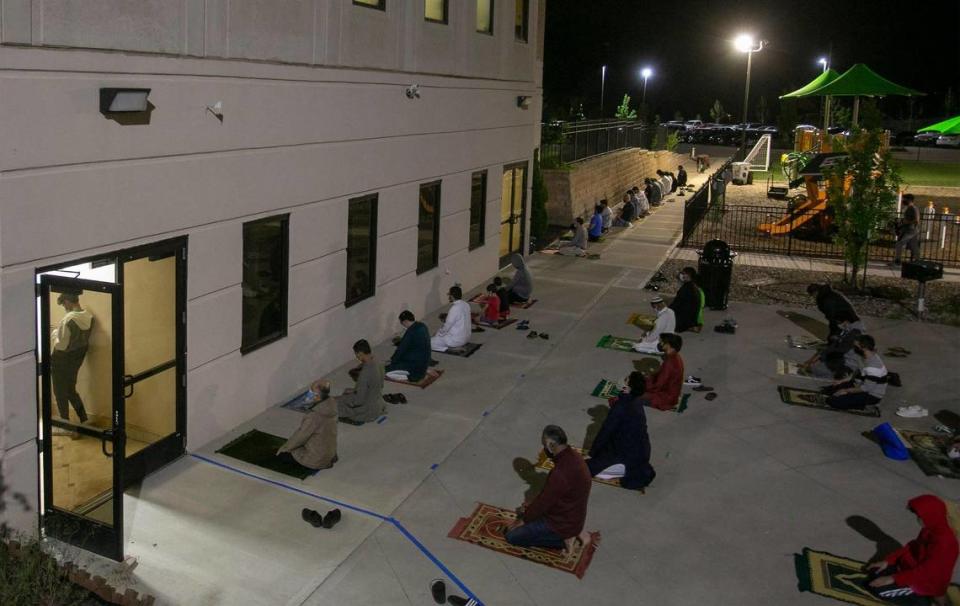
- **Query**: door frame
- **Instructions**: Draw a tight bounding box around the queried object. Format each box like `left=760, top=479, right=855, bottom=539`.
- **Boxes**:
left=499, top=161, right=529, bottom=267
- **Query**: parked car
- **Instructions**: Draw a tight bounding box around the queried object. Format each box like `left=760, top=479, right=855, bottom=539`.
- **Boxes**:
left=684, top=119, right=704, bottom=130
left=661, top=120, right=686, bottom=131
left=914, top=132, right=941, bottom=146
left=936, top=134, right=960, bottom=148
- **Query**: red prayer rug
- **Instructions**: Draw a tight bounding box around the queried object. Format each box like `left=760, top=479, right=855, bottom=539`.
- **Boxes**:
left=447, top=503, right=599, bottom=578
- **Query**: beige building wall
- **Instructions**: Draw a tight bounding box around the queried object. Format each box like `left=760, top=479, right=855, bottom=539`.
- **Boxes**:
left=0, top=0, right=545, bottom=533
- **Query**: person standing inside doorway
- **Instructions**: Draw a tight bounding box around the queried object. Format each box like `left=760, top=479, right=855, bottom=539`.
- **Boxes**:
left=893, top=194, right=921, bottom=265
left=51, top=289, right=94, bottom=424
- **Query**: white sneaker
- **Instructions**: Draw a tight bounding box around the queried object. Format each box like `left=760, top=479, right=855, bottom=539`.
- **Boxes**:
left=948, top=447, right=960, bottom=460
left=897, top=404, right=922, bottom=413
left=684, top=376, right=702, bottom=386
left=896, top=406, right=929, bottom=418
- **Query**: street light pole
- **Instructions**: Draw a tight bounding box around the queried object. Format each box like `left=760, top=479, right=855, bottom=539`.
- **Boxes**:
left=640, top=67, right=652, bottom=105
left=734, top=35, right=765, bottom=155
left=600, top=65, right=607, bottom=118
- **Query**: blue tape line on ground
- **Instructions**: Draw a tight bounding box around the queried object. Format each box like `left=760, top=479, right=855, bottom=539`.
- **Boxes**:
left=377, top=416, right=387, bottom=424
left=430, top=463, right=439, bottom=470
left=190, top=452, right=483, bottom=604
left=389, top=517, right=483, bottom=606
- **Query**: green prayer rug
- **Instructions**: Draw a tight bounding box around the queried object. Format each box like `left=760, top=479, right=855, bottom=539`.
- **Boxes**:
left=897, top=429, right=960, bottom=479
left=795, top=547, right=930, bottom=606
left=777, top=386, right=880, bottom=417
left=216, top=429, right=316, bottom=480
left=590, top=379, right=621, bottom=399
left=595, top=335, right=636, bottom=353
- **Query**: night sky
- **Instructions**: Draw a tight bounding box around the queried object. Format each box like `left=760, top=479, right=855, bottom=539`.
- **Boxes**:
left=543, top=0, right=960, bottom=126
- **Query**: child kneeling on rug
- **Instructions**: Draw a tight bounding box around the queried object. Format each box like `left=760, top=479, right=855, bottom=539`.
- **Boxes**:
left=866, top=494, right=959, bottom=605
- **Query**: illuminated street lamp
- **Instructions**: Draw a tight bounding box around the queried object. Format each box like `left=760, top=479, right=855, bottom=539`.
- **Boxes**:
left=818, top=57, right=828, bottom=72
left=600, top=65, right=607, bottom=117
left=640, top=67, right=653, bottom=104
left=734, top=34, right=765, bottom=153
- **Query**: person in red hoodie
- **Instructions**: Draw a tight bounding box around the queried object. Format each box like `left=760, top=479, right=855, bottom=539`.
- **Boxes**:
left=642, top=333, right=685, bottom=411
left=506, top=425, right=593, bottom=553
left=867, top=494, right=959, bottom=604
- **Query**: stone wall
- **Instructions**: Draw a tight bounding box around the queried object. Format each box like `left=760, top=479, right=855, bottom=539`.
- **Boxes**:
left=543, top=149, right=695, bottom=225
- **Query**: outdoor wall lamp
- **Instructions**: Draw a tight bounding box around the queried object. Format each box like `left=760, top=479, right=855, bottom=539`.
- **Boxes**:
left=517, top=95, right=532, bottom=109
left=99, top=88, right=151, bottom=114
left=405, top=84, right=421, bottom=99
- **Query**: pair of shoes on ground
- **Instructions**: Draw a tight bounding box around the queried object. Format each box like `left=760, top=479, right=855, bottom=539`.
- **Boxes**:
left=684, top=375, right=702, bottom=386
left=714, top=320, right=737, bottom=334
left=301, top=508, right=341, bottom=529
left=516, top=320, right=530, bottom=331
left=430, top=579, right=477, bottom=606
left=383, top=393, right=407, bottom=404
left=526, top=331, right=549, bottom=340
left=471, top=327, right=485, bottom=333
left=896, top=404, right=929, bottom=418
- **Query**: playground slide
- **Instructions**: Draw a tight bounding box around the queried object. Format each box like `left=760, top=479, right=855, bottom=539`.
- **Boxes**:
left=758, top=198, right=827, bottom=235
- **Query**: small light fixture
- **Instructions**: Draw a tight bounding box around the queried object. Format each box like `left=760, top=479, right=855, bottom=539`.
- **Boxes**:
left=99, top=88, right=151, bottom=114
left=405, top=84, right=421, bottom=99
left=517, top=95, right=532, bottom=109
left=207, top=100, right=224, bottom=122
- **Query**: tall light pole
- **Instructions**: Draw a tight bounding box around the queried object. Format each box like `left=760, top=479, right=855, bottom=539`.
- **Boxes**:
left=734, top=34, right=765, bottom=154
left=818, top=57, right=831, bottom=132
left=600, top=65, right=607, bottom=118
left=640, top=67, right=653, bottom=105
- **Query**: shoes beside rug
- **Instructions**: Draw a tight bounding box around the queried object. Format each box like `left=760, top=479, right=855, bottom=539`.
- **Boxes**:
left=301, top=508, right=342, bottom=529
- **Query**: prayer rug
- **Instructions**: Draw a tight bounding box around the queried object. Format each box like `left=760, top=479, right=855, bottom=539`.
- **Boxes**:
left=477, top=318, right=518, bottom=330
left=595, top=335, right=636, bottom=353
left=215, top=430, right=316, bottom=480
left=626, top=313, right=656, bottom=331
left=795, top=547, right=934, bottom=606
left=512, top=299, right=538, bottom=309
left=786, top=335, right=826, bottom=350
left=672, top=393, right=691, bottom=414
left=281, top=390, right=326, bottom=413
left=590, top=379, right=621, bottom=399
left=632, top=357, right=662, bottom=375
left=777, top=310, right=829, bottom=340
left=538, top=249, right=601, bottom=260
left=777, top=359, right=830, bottom=382
left=386, top=369, right=444, bottom=389
left=437, top=342, right=482, bottom=358
left=897, top=429, right=960, bottom=479
left=777, top=386, right=880, bottom=417
left=533, top=447, right=622, bottom=488
left=448, top=503, right=599, bottom=578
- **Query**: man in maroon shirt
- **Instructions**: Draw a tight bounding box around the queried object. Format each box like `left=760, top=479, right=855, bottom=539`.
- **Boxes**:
left=506, top=425, right=593, bottom=552
left=643, top=333, right=685, bottom=411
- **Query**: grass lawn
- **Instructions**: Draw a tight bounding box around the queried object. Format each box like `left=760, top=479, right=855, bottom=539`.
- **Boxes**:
left=896, top=160, right=960, bottom=188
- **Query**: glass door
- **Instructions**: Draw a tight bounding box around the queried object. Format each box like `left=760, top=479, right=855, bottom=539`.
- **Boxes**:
left=40, top=276, right=124, bottom=561
left=499, top=162, right=528, bottom=266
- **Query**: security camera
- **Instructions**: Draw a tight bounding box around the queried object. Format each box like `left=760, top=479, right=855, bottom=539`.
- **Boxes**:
left=517, top=95, right=532, bottom=109
left=405, top=84, right=421, bottom=99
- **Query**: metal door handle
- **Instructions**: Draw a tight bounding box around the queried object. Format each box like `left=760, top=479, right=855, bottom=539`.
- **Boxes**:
left=124, top=375, right=134, bottom=398
left=101, top=429, right=114, bottom=458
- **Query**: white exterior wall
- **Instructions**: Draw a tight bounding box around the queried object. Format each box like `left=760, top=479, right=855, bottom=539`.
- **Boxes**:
left=0, top=0, right=545, bottom=533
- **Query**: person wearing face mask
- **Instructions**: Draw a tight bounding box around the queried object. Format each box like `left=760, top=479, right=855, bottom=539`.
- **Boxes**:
left=821, top=334, right=887, bottom=411
left=431, top=286, right=472, bottom=352
left=506, top=425, right=593, bottom=553
left=586, top=371, right=656, bottom=490
left=865, top=495, right=959, bottom=605
left=632, top=296, right=676, bottom=353
left=640, top=333, right=685, bottom=411
left=669, top=267, right=704, bottom=333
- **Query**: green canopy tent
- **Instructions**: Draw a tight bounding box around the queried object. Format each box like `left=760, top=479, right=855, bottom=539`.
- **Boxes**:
left=781, top=63, right=924, bottom=127
left=780, top=68, right=841, bottom=131
left=917, top=115, right=960, bottom=135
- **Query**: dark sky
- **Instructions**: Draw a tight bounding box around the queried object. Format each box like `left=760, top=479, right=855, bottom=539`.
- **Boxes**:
left=543, top=0, right=960, bottom=125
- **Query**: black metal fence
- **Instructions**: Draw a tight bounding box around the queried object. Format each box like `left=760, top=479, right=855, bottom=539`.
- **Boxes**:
left=681, top=203, right=960, bottom=267
left=681, top=159, right=734, bottom=242
left=540, top=120, right=659, bottom=166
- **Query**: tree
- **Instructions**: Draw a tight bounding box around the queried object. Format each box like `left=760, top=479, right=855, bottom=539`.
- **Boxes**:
left=665, top=131, right=680, bottom=152
left=777, top=98, right=799, bottom=145
left=757, top=96, right=768, bottom=124
left=831, top=101, right=852, bottom=129
left=858, top=98, right=884, bottom=130
left=615, top=94, right=637, bottom=120
left=822, top=129, right=902, bottom=288
left=709, top=99, right=725, bottom=123
left=530, top=151, right=549, bottom=247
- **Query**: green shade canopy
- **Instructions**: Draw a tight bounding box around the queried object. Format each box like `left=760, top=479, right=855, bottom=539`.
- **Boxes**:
left=918, top=115, right=960, bottom=135
left=794, top=63, right=924, bottom=98
left=780, top=68, right=841, bottom=99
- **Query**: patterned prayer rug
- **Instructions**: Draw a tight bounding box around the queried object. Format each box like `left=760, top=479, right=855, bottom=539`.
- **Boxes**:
left=777, top=359, right=830, bottom=382
left=777, top=386, right=880, bottom=417
left=533, top=447, right=622, bottom=488
left=590, top=379, right=621, bottom=399
left=595, top=335, right=636, bottom=353
left=280, top=390, right=327, bottom=413
left=216, top=430, right=316, bottom=480
left=448, top=502, right=599, bottom=578
left=437, top=343, right=482, bottom=358
left=897, top=429, right=960, bottom=479
left=786, top=335, right=827, bottom=350
left=626, top=313, right=656, bottom=331
left=795, top=548, right=933, bottom=606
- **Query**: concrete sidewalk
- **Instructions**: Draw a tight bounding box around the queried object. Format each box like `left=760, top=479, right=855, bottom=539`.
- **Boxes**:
left=64, top=165, right=960, bottom=605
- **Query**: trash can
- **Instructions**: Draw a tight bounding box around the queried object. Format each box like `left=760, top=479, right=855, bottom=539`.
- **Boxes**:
left=731, top=162, right=750, bottom=185
left=697, top=239, right=735, bottom=310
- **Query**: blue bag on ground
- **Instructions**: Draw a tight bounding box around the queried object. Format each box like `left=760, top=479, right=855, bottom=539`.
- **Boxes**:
left=873, top=422, right=909, bottom=461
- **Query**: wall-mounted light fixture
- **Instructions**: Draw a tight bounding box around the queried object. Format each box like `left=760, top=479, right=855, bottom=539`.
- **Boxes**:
left=99, top=88, right=151, bottom=114
left=207, top=100, right=224, bottom=122
left=516, top=95, right=532, bottom=109
left=405, top=84, right=421, bottom=99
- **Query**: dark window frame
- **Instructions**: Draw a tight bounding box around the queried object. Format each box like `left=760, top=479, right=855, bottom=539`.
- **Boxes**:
left=353, top=0, right=386, bottom=11
left=514, top=0, right=529, bottom=42
left=476, top=0, right=494, bottom=34
left=416, top=181, right=442, bottom=275
left=425, top=0, right=449, bottom=23
left=345, top=194, right=379, bottom=308
left=241, top=214, right=289, bottom=355
left=469, top=171, right=487, bottom=251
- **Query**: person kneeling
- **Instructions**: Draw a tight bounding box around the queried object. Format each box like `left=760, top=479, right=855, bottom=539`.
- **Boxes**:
left=431, top=286, right=472, bottom=352
left=822, top=335, right=886, bottom=411
left=276, top=388, right=338, bottom=472
left=334, top=339, right=385, bottom=424
left=641, top=333, right=685, bottom=411
left=633, top=296, right=676, bottom=353
left=386, top=310, right=434, bottom=383
left=587, top=371, right=656, bottom=490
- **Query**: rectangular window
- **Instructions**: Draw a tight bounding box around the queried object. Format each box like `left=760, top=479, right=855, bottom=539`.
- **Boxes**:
left=417, top=181, right=441, bottom=274
left=469, top=171, right=487, bottom=250
left=476, top=0, right=493, bottom=33
left=346, top=194, right=378, bottom=307
left=425, top=0, right=447, bottom=23
left=241, top=215, right=288, bottom=353
left=514, top=0, right=528, bottom=41
left=353, top=0, right=385, bottom=10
